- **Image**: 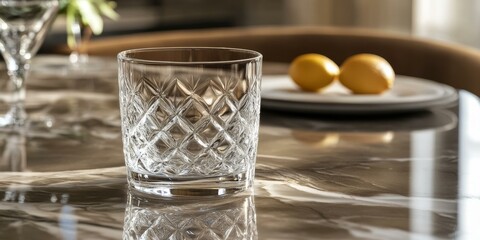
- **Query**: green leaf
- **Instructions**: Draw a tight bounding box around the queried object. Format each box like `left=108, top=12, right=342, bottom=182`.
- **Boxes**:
left=63, top=0, right=120, bottom=48
left=95, top=0, right=119, bottom=20
left=76, top=0, right=103, bottom=34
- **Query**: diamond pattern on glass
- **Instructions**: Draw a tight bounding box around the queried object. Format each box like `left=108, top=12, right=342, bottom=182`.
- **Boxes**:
left=119, top=67, right=261, bottom=177
left=124, top=194, right=258, bottom=240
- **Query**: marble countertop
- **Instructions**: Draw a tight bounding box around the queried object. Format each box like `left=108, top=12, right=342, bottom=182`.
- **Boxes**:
left=0, top=59, right=479, bottom=239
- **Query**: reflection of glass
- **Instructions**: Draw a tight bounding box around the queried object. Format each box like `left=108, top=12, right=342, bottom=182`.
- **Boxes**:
left=118, top=47, right=262, bottom=197
left=0, top=130, right=26, bottom=172
left=0, top=0, right=59, bottom=129
left=123, top=191, right=258, bottom=240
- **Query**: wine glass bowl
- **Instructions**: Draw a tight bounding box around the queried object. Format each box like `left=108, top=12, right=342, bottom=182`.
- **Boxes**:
left=0, top=0, right=59, bottom=129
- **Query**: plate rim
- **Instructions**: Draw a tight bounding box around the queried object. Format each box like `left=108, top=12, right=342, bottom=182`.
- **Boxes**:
left=260, top=74, right=458, bottom=114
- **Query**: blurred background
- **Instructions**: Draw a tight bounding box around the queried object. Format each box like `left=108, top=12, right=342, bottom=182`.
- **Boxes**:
left=45, top=0, right=480, bottom=51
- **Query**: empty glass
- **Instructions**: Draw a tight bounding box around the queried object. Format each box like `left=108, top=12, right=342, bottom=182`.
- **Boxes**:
left=118, top=47, right=262, bottom=196
left=0, top=0, right=59, bottom=129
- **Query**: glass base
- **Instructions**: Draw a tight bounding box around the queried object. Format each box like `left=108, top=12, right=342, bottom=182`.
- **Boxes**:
left=127, top=170, right=253, bottom=197
left=0, top=106, right=28, bottom=130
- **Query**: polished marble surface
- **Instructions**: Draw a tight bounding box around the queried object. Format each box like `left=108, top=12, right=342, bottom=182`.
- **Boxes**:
left=0, top=59, right=479, bottom=239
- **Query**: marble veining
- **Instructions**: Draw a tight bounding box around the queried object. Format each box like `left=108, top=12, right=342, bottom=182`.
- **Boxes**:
left=0, top=61, right=479, bottom=239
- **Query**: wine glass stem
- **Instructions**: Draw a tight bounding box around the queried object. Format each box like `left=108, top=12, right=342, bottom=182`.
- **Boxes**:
left=6, top=61, right=29, bottom=127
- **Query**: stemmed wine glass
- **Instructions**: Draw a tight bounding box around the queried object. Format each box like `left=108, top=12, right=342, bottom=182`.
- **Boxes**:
left=0, top=0, right=59, bottom=129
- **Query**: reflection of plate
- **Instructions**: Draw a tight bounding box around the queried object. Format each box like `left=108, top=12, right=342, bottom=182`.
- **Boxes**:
left=261, top=75, right=458, bottom=114
left=261, top=108, right=458, bottom=133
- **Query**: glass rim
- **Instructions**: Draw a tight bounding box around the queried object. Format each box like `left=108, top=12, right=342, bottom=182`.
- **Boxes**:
left=117, top=47, right=262, bottom=65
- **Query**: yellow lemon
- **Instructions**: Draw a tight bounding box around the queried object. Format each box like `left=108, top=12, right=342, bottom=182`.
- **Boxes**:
left=339, top=54, right=395, bottom=94
left=289, top=53, right=339, bottom=92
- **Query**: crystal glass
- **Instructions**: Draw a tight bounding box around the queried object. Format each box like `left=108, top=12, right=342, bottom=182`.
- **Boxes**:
left=0, top=0, right=59, bottom=129
left=123, top=191, right=258, bottom=240
left=118, top=47, right=262, bottom=196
